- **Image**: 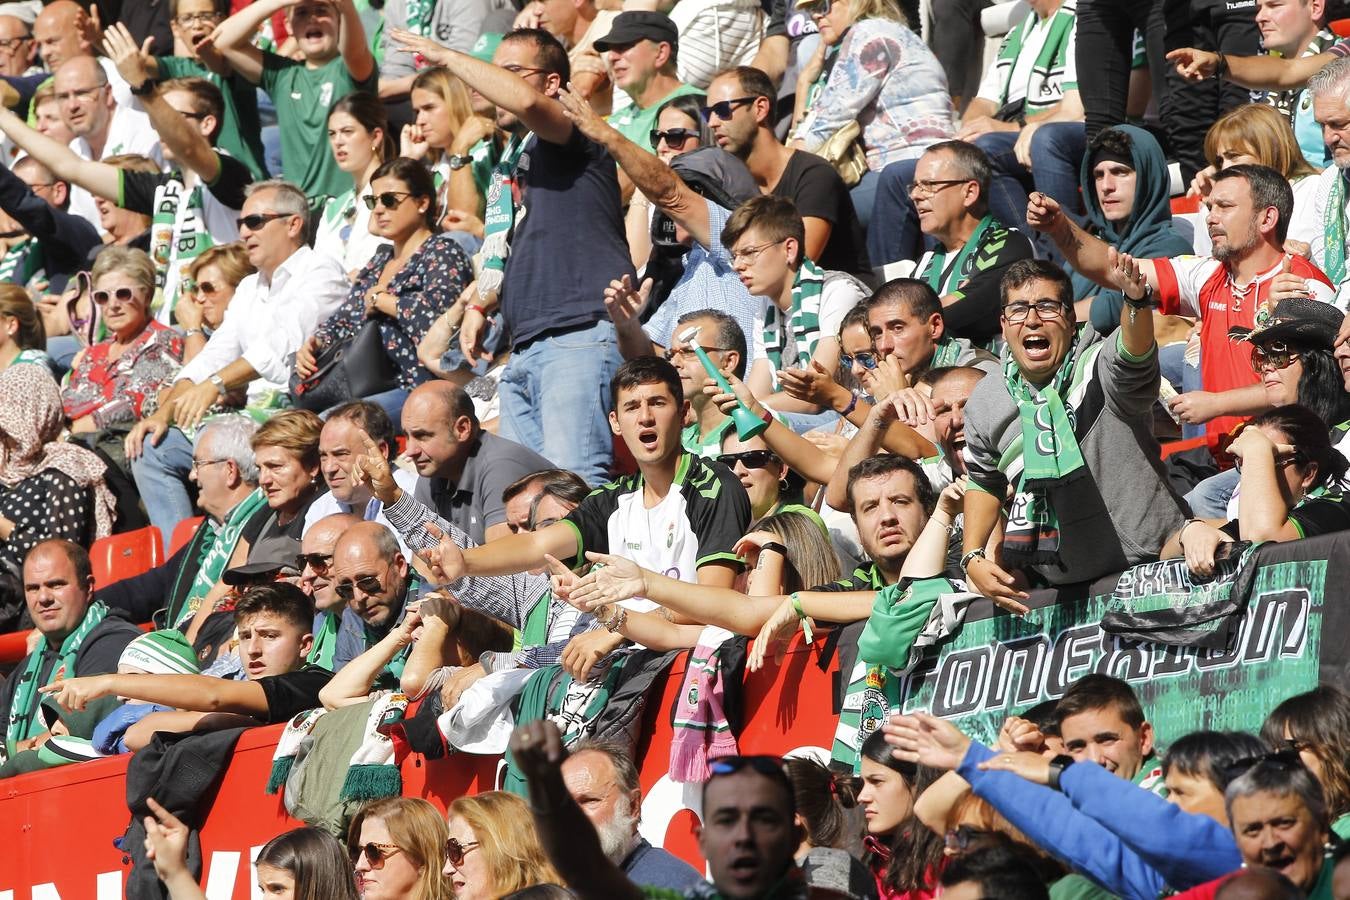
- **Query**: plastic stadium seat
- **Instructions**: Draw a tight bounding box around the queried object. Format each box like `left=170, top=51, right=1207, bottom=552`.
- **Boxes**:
left=90, top=526, right=163, bottom=587
left=1332, top=18, right=1350, bottom=37
left=169, top=516, right=205, bottom=556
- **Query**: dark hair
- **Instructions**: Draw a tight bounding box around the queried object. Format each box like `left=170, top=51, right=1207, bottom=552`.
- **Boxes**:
left=1262, top=686, right=1350, bottom=819
left=1162, top=731, right=1268, bottom=791
left=255, top=827, right=360, bottom=900
left=500, top=887, right=576, bottom=900
left=502, top=27, right=570, bottom=83
left=920, top=365, right=987, bottom=398
left=675, top=308, right=749, bottom=378
left=235, top=582, right=315, bottom=632
left=1088, top=128, right=1135, bottom=169
left=1290, top=347, right=1350, bottom=426
left=719, top=65, right=776, bottom=104
left=1055, top=674, right=1146, bottom=730
left=1000, top=258, right=1074, bottom=310
left=784, top=756, right=855, bottom=849
left=844, top=454, right=938, bottom=514
left=924, top=140, right=992, bottom=213
left=939, top=844, right=1050, bottom=900
left=28, top=539, right=92, bottom=587
left=1021, top=698, right=1063, bottom=739
left=866, top=277, right=943, bottom=323
left=700, top=756, right=797, bottom=820
left=1249, top=404, right=1350, bottom=490
left=1214, top=869, right=1303, bottom=900
left=161, top=76, right=225, bottom=142
left=610, top=356, right=684, bottom=408
left=329, top=92, right=396, bottom=162
left=325, top=401, right=397, bottom=461
left=1212, top=163, right=1296, bottom=243
left=501, top=468, right=591, bottom=507
left=861, top=731, right=945, bottom=893
left=721, top=195, right=807, bottom=268
left=370, top=157, right=439, bottom=229
left=655, top=92, right=713, bottom=146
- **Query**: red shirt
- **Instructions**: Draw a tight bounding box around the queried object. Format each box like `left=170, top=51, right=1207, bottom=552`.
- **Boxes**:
left=1153, top=254, right=1336, bottom=439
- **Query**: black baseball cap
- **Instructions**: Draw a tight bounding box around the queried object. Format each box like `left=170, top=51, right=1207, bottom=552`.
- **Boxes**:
left=593, top=11, right=679, bottom=52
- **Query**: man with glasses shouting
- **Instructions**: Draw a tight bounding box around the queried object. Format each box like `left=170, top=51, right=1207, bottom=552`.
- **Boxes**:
left=959, top=257, right=1187, bottom=608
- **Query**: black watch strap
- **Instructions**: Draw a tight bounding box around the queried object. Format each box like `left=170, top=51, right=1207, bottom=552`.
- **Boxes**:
left=1047, top=754, right=1075, bottom=791
left=130, top=78, right=158, bottom=97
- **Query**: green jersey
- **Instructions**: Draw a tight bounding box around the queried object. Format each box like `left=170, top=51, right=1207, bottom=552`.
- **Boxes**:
left=156, top=56, right=268, bottom=180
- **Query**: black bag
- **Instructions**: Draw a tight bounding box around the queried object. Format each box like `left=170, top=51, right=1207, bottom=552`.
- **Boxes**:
left=288, top=317, right=400, bottom=412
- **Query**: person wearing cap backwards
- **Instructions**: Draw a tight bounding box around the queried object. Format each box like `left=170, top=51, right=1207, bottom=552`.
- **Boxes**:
left=41, top=581, right=329, bottom=753
left=0, top=539, right=140, bottom=777
left=593, top=11, right=702, bottom=152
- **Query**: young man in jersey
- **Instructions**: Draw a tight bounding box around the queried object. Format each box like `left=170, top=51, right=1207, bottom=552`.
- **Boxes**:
left=422, top=356, right=750, bottom=671
left=1030, top=163, right=1337, bottom=442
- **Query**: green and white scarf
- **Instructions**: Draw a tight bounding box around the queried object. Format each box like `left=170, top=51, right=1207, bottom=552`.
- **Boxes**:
left=990, top=2, right=1076, bottom=118
left=477, top=133, right=529, bottom=301
left=930, top=336, right=965, bottom=369
left=920, top=215, right=994, bottom=296
left=176, top=488, right=268, bottom=627
left=999, top=333, right=1101, bottom=567
left=762, top=259, right=825, bottom=371
left=4, top=601, right=109, bottom=759
left=1324, top=170, right=1347, bottom=287
left=0, top=238, right=41, bottom=288
left=403, top=0, right=435, bottom=36
left=307, top=610, right=342, bottom=670
left=148, top=175, right=215, bottom=323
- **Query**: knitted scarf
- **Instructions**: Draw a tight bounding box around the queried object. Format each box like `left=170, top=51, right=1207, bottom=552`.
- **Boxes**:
left=0, top=237, right=41, bottom=287
left=266, top=691, right=408, bottom=801
left=991, top=1, right=1076, bottom=117
left=930, top=336, right=965, bottom=369
left=477, top=134, right=529, bottom=300
left=178, top=488, right=268, bottom=627
left=306, top=610, right=342, bottom=670
left=148, top=174, right=215, bottom=323
left=919, top=215, right=994, bottom=296
left=762, top=259, right=825, bottom=371
left=5, top=601, right=108, bottom=758
left=669, top=626, right=739, bottom=783
left=999, top=334, right=1100, bottom=568
left=1324, top=169, right=1346, bottom=288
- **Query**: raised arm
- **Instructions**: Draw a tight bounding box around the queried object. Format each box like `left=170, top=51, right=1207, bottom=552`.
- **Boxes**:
left=209, top=0, right=284, bottom=84
left=1233, top=426, right=1303, bottom=541
left=1168, top=46, right=1334, bottom=91
left=0, top=104, right=119, bottom=199
left=1027, top=192, right=1160, bottom=294
left=319, top=610, right=421, bottom=708
left=334, top=0, right=375, bottom=83
left=824, top=393, right=940, bottom=511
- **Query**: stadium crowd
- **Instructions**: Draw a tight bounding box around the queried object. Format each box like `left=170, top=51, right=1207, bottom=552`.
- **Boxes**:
left=7, top=0, right=1350, bottom=896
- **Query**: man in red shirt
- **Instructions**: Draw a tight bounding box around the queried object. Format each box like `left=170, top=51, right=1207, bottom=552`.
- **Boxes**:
left=1029, top=164, right=1336, bottom=441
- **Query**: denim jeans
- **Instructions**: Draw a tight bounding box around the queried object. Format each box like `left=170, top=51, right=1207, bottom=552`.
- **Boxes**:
left=974, top=123, right=1086, bottom=261
left=130, top=427, right=197, bottom=548
left=324, top=387, right=410, bottom=429
left=1185, top=466, right=1240, bottom=519
left=498, top=319, right=622, bottom=487
left=849, top=168, right=882, bottom=235
left=46, top=334, right=81, bottom=377
left=867, top=157, right=923, bottom=268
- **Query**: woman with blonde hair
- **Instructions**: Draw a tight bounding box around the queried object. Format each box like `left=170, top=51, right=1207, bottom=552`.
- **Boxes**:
left=177, top=243, right=254, bottom=365
left=444, top=791, right=564, bottom=900
left=0, top=285, right=47, bottom=372
left=248, top=409, right=323, bottom=543
left=348, top=797, right=453, bottom=900
left=403, top=66, right=497, bottom=234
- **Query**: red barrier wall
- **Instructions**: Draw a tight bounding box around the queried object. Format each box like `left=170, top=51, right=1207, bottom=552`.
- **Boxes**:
left=0, top=638, right=839, bottom=899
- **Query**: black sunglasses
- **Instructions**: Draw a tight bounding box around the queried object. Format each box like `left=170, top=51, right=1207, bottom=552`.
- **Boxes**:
left=445, top=838, right=480, bottom=867
left=296, top=552, right=333, bottom=574
left=709, top=755, right=787, bottom=779
left=334, top=574, right=384, bottom=601
left=719, top=450, right=779, bottom=470
left=362, top=191, right=414, bottom=211
left=650, top=127, right=698, bottom=148
left=700, top=96, right=757, bottom=121
left=236, top=212, right=291, bottom=231
left=1216, top=748, right=1306, bottom=786
left=92, top=287, right=140, bottom=305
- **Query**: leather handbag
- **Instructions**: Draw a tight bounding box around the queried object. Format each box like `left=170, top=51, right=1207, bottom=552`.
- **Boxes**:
left=815, top=119, right=868, bottom=188
left=288, top=316, right=400, bottom=412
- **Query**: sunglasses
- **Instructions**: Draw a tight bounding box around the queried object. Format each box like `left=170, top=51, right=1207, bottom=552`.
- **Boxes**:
left=362, top=191, right=414, bottom=211
left=445, top=838, right=480, bottom=868
left=709, top=755, right=787, bottom=779
left=1216, top=748, right=1305, bottom=786
left=334, top=574, right=384, bottom=601
left=236, top=212, right=291, bottom=231
left=699, top=96, right=757, bottom=121
left=807, top=0, right=832, bottom=14
left=650, top=127, right=698, bottom=148
left=351, top=841, right=403, bottom=868
left=296, top=552, right=333, bottom=575
left=944, top=825, right=991, bottom=852
left=92, top=287, right=140, bottom=305
left=1250, top=341, right=1302, bottom=374
left=196, top=281, right=221, bottom=295
left=719, top=450, right=779, bottom=470
left=841, top=350, right=879, bottom=370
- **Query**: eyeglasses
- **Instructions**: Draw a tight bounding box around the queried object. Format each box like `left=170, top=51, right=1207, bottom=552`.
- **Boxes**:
left=806, top=0, right=833, bottom=15
left=1216, top=748, right=1306, bottom=785
left=719, top=450, right=779, bottom=470
left=296, top=552, right=333, bottom=575
left=841, top=350, right=879, bottom=370
left=709, top=755, right=786, bottom=778
left=179, top=110, right=208, bottom=121
left=335, top=574, right=385, bottom=602
left=92, top=286, right=141, bottom=305
left=445, top=838, right=481, bottom=868
left=236, top=212, right=292, bottom=231
left=651, top=127, right=698, bottom=149
left=944, top=825, right=991, bottom=852
left=700, top=96, right=757, bottom=122
left=176, top=11, right=220, bottom=24
left=908, top=178, right=970, bottom=198
left=1283, top=738, right=1314, bottom=753
left=0, top=35, right=31, bottom=52
left=730, top=239, right=785, bottom=266
left=501, top=63, right=548, bottom=78
left=54, top=84, right=107, bottom=103
left=362, top=191, right=414, bottom=211
left=1251, top=342, right=1303, bottom=374
left=191, top=457, right=228, bottom=473
left=1002, top=299, right=1068, bottom=323
left=351, top=842, right=403, bottom=868
left=664, top=345, right=732, bottom=362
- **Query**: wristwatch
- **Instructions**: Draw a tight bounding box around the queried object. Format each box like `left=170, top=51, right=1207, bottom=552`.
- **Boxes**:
left=447, top=154, right=473, bottom=170
left=1047, top=754, right=1075, bottom=791
left=129, top=78, right=158, bottom=97
left=209, top=373, right=227, bottom=396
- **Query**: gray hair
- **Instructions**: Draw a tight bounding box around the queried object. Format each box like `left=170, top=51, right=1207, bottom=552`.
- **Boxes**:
left=196, top=414, right=260, bottom=484
left=570, top=737, right=641, bottom=797
left=1308, top=57, right=1350, bottom=103
left=1224, top=759, right=1329, bottom=832
left=243, top=178, right=309, bottom=219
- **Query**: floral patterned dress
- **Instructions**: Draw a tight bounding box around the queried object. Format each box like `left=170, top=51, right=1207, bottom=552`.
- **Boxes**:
left=313, top=233, right=473, bottom=391
left=61, top=321, right=184, bottom=428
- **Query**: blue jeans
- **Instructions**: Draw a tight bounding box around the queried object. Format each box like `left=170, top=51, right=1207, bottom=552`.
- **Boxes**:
left=130, top=427, right=197, bottom=548
left=1185, top=466, right=1239, bottom=519
left=46, top=334, right=81, bottom=377
left=868, top=157, right=923, bottom=268
left=498, top=320, right=622, bottom=487
left=324, top=387, right=409, bottom=429
left=974, top=123, right=1087, bottom=261
left=849, top=168, right=882, bottom=235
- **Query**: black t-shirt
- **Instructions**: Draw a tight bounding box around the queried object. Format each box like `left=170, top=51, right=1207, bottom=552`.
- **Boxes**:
left=771, top=151, right=871, bottom=276
left=119, top=153, right=254, bottom=217
left=917, top=219, right=1035, bottom=344
left=256, top=666, right=333, bottom=724
left=501, top=128, right=635, bottom=348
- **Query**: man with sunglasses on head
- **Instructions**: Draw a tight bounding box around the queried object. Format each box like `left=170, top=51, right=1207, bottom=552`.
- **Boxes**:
left=960, top=258, right=1187, bottom=609
left=124, top=178, right=346, bottom=538
left=593, top=12, right=701, bottom=152
left=702, top=65, right=870, bottom=279
left=391, top=27, right=633, bottom=489
left=513, top=718, right=811, bottom=900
